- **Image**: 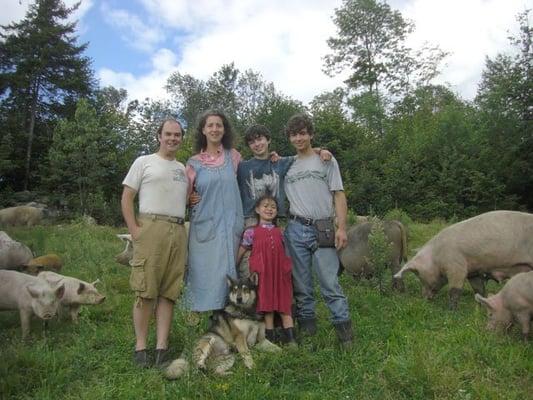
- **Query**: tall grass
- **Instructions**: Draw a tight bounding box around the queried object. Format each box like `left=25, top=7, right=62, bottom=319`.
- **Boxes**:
left=0, top=222, right=531, bottom=399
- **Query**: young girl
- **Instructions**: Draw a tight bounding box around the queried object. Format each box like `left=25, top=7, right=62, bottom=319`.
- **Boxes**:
left=236, top=194, right=296, bottom=346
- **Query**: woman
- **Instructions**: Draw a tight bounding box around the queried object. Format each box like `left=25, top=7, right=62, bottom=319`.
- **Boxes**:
left=184, top=110, right=244, bottom=312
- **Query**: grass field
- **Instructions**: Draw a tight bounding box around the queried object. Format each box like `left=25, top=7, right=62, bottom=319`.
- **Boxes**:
left=0, top=221, right=531, bottom=400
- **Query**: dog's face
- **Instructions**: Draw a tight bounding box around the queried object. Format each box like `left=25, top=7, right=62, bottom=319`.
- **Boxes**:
left=226, top=273, right=258, bottom=310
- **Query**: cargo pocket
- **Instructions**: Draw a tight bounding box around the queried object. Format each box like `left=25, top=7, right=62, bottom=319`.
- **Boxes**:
left=129, top=258, right=146, bottom=292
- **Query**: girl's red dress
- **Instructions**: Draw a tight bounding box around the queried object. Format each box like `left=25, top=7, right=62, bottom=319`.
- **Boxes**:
left=248, top=225, right=293, bottom=314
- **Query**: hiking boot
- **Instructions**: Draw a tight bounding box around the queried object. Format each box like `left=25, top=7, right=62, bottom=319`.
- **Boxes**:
left=282, top=327, right=298, bottom=348
left=133, top=349, right=150, bottom=368
left=154, top=348, right=171, bottom=368
left=333, top=320, right=354, bottom=350
left=265, top=328, right=278, bottom=343
left=297, top=318, right=317, bottom=337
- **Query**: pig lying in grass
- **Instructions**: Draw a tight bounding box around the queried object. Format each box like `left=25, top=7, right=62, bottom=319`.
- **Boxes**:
left=115, top=234, right=133, bottom=266
left=21, top=254, right=63, bottom=275
left=475, top=271, right=533, bottom=341
left=0, top=231, right=33, bottom=269
left=0, top=270, right=64, bottom=338
left=37, top=271, right=105, bottom=323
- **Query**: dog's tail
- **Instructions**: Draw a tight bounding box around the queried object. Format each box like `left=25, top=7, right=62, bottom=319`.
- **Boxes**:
left=164, top=353, right=189, bottom=380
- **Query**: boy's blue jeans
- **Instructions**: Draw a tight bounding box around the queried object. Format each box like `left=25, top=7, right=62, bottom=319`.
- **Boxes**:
left=284, top=220, right=350, bottom=324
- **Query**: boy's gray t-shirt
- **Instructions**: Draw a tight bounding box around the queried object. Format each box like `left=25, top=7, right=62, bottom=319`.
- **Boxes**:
left=284, top=154, right=344, bottom=220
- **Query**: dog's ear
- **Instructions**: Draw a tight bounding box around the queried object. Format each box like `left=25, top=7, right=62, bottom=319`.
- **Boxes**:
left=226, top=274, right=236, bottom=287
left=249, top=272, right=259, bottom=286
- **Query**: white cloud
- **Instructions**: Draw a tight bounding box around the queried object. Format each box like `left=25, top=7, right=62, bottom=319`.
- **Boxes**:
left=100, top=2, right=164, bottom=52
left=403, top=0, right=529, bottom=99
left=98, top=48, right=178, bottom=102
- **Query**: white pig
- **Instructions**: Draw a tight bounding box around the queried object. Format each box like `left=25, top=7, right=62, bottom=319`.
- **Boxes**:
left=475, top=271, right=533, bottom=340
left=0, top=270, right=65, bottom=338
left=37, top=271, right=105, bottom=322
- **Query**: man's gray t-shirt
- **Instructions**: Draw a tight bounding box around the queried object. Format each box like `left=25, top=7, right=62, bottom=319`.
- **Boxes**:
left=284, top=154, right=344, bottom=220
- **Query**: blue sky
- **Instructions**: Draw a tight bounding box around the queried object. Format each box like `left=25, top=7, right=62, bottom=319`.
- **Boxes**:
left=3, top=0, right=531, bottom=105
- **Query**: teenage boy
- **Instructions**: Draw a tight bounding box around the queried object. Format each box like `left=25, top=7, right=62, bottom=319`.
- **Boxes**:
left=237, top=124, right=330, bottom=279
left=283, top=113, right=354, bottom=348
left=121, top=118, right=188, bottom=368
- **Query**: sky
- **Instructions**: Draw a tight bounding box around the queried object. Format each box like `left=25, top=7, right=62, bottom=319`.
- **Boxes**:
left=2, top=0, right=530, bottom=105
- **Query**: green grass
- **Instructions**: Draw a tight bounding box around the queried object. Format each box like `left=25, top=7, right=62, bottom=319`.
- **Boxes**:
left=1, top=222, right=531, bottom=399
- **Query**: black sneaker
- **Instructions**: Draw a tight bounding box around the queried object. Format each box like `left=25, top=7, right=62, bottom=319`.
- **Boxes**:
left=133, top=349, right=150, bottom=368
left=154, top=348, right=171, bottom=368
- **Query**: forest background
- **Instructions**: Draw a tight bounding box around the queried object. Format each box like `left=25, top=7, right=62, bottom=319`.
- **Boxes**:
left=0, top=0, right=531, bottom=224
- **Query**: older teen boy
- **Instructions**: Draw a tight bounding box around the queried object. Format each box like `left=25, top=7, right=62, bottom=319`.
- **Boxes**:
left=237, top=124, right=330, bottom=279
left=283, top=113, right=354, bottom=349
left=121, top=119, right=188, bottom=368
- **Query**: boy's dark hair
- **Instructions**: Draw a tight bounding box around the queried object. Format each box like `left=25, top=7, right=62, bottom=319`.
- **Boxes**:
left=285, top=113, right=314, bottom=138
left=194, top=109, right=234, bottom=152
left=254, top=193, right=278, bottom=225
left=244, top=124, right=271, bottom=144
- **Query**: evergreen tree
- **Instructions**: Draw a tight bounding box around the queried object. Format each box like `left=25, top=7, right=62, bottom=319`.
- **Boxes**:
left=0, top=0, right=94, bottom=190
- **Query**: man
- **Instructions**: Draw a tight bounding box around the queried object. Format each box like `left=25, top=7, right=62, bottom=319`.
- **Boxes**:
left=121, top=118, right=188, bottom=367
left=283, top=113, right=354, bottom=348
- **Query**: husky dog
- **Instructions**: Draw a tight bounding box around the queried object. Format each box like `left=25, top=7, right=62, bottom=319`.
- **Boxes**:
left=165, top=273, right=281, bottom=378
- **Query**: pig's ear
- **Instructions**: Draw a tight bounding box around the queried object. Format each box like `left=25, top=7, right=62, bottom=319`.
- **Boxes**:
left=474, top=293, right=494, bottom=310
left=26, top=284, right=41, bottom=298
left=91, top=279, right=100, bottom=286
left=77, top=282, right=85, bottom=294
left=55, top=284, right=65, bottom=299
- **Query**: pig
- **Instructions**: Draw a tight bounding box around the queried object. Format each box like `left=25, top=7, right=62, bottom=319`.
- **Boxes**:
left=338, top=220, right=408, bottom=291
left=0, top=206, right=43, bottom=227
left=37, top=271, right=105, bottom=322
left=20, top=254, right=63, bottom=275
left=0, top=270, right=65, bottom=338
left=394, top=210, right=533, bottom=309
left=115, top=234, right=133, bottom=266
left=115, top=222, right=190, bottom=266
left=0, top=231, right=33, bottom=269
left=475, top=271, right=533, bottom=340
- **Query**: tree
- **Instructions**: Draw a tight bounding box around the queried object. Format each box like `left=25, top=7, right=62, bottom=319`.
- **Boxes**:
left=0, top=0, right=94, bottom=190
left=46, top=99, right=122, bottom=223
left=475, top=10, right=533, bottom=209
left=324, top=0, right=447, bottom=132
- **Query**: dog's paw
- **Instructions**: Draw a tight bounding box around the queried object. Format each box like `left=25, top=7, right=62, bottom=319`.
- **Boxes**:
left=243, top=353, right=255, bottom=369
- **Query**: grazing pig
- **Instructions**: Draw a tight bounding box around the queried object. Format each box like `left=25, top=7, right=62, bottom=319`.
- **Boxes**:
left=21, top=254, right=63, bottom=275
left=475, top=271, right=533, bottom=340
left=0, top=206, right=43, bottom=227
left=37, top=271, right=105, bottom=322
left=338, top=220, right=407, bottom=290
left=115, top=234, right=133, bottom=266
left=0, top=270, right=65, bottom=338
left=0, top=231, right=33, bottom=269
left=394, top=210, right=533, bottom=309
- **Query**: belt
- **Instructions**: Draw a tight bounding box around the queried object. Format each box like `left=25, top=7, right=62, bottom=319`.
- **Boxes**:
left=289, top=214, right=315, bottom=226
left=139, top=213, right=185, bottom=225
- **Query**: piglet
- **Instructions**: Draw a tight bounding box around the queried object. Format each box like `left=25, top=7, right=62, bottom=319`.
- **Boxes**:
left=475, top=270, right=533, bottom=341
left=37, top=271, right=105, bottom=323
left=0, top=270, right=64, bottom=338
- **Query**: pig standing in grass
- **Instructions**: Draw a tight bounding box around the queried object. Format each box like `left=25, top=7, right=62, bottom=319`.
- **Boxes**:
left=475, top=271, right=533, bottom=340
left=394, top=210, right=533, bottom=309
left=37, top=271, right=105, bottom=322
left=0, top=270, right=64, bottom=338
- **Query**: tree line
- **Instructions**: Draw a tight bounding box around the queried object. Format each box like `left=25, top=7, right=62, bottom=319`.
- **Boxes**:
left=0, top=0, right=531, bottom=225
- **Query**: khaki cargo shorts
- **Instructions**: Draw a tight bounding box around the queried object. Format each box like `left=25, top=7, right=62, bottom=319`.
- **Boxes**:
left=129, top=216, right=187, bottom=302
